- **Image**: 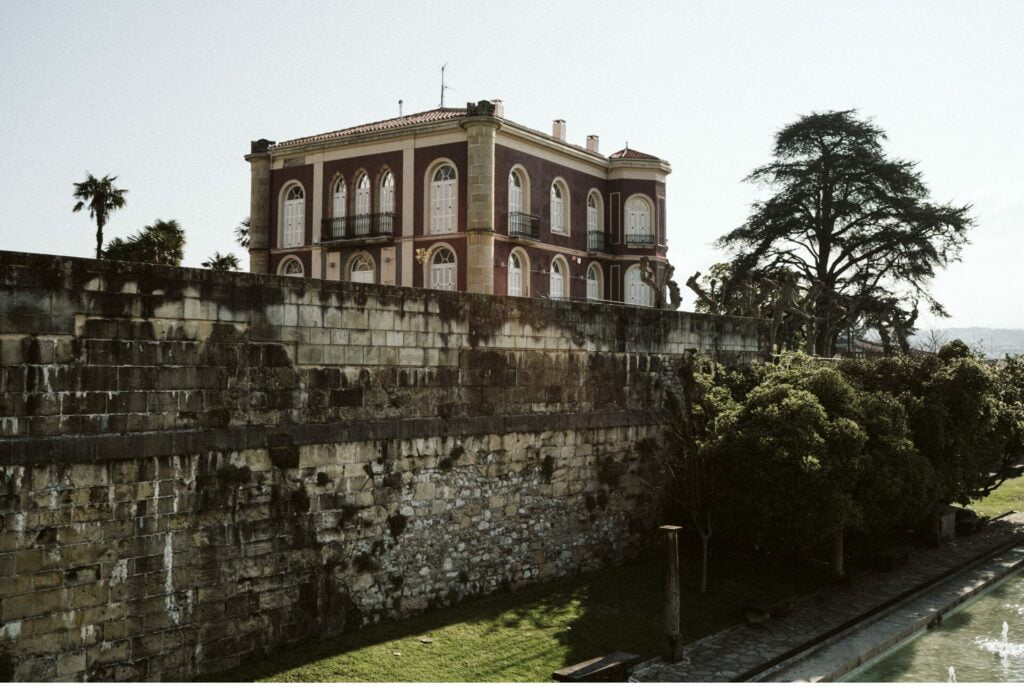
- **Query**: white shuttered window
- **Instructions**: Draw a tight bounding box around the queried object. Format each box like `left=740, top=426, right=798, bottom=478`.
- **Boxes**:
left=282, top=186, right=304, bottom=248
left=430, top=165, right=457, bottom=234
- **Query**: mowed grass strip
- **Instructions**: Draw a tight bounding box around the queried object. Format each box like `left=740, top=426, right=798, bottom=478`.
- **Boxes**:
left=209, top=548, right=825, bottom=682
left=971, top=475, right=1024, bottom=517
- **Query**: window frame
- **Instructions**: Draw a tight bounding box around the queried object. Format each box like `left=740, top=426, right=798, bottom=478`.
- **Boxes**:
left=549, top=178, right=570, bottom=236
left=379, top=169, right=396, bottom=215
left=426, top=160, right=458, bottom=235
left=280, top=182, right=306, bottom=249
left=624, top=194, right=654, bottom=240
left=507, top=247, right=530, bottom=297
left=586, top=262, right=603, bottom=301
left=425, top=243, right=458, bottom=291
left=625, top=264, right=655, bottom=307
left=278, top=255, right=304, bottom=277
left=549, top=255, right=569, bottom=299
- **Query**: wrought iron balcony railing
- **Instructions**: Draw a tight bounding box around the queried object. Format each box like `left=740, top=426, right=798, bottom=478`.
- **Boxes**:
left=508, top=211, right=540, bottom=240
left=321, top=213, right=395, bottom=242
left=625, top=233, right=656, bottom=247
left=587, top=231, right=611, bottom=253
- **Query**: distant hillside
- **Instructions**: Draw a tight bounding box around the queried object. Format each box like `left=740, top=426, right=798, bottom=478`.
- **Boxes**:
left=909, top=328, right=1024, bottom=358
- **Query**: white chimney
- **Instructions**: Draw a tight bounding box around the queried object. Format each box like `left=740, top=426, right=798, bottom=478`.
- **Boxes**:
left=586, top=135, right=599, bottom=153
left=552, top=119, right=566, bottom=141
left=491, top=99, right=504, bottom=118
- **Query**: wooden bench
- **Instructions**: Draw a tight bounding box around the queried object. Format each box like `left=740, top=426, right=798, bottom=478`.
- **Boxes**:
left=552, top=652, right=642, bottom=682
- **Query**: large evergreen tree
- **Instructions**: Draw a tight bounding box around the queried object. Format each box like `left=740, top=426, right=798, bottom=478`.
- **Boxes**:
left=72, top=172, right=128, bottom=259
left=716, top=111, right=972, bottom=356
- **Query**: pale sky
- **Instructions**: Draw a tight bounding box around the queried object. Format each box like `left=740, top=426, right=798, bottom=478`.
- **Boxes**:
left=1, top=0, right=1021, bottom=327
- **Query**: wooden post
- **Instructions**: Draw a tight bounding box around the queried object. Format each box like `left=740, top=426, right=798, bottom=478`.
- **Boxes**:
left=661, top=525, right=683, bottom=663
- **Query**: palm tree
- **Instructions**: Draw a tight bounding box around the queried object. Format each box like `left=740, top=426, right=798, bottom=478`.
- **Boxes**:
left=72, top=173, right=128, bottom=259
left=235, top=217, right=250, bottom=249
left=202, top=252, right=241, bottom=271
left=103, top=219, right=185, bottom=266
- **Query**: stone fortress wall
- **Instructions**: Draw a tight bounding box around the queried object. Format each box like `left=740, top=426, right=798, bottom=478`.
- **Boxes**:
left=0, top=250, right=762, bottom=680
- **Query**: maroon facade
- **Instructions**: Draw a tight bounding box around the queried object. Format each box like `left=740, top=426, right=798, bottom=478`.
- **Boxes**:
left=256, top=113, right=668, bottom=303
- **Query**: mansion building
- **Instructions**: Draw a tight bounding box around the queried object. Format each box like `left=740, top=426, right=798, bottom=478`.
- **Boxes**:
left=245, top=100, right=671, bottom=305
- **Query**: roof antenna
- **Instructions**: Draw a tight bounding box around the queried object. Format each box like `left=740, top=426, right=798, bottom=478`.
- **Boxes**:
left=398, top=99, right=403, bottom=117
left=440, top=64, right=452, bottom=107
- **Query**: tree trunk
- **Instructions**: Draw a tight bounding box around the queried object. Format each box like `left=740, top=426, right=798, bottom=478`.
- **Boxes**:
left=95, top=220, right=104, bottom=260
left=699, top=532, right=710, bottom=593
left=831, top=529, right=844, bottom=578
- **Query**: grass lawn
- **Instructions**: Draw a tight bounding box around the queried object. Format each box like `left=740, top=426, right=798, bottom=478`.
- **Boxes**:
left=209, top=546, right=828, bottom=682
left=971, top=475, right=1024, bottom=517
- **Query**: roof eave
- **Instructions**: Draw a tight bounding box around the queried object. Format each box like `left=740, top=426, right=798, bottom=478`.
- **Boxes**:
left=608, top=157, right=672, bottom=175
left=269, top=117, right=466, bottom=156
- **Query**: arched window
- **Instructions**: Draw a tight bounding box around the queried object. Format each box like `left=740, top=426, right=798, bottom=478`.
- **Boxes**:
left=587, top=263, right=602, bottom=301
left=279, top=256, right=304, bottom=277
left=282, top=185, right=304, bottom=248
left=549, top=257, right=567, bottom=299
left=349, top=253, right=374, bottom=284
left=587, top=191, right=601, bottom=234
left=354, top=173, right=371, bottom=236
left=430, top=164, right=457, bottom=234
left=429, top=247, right=456, bottom=291
left=550, top=181, right=568, bottom=234
left=509, top=170, right=523, bottom=214
left=332, top=178, right=347, bottom=218
left=508, top=250, right=524, bottom=297
left=379, top=171, right=395, bottom=214
left=625, top=265, right=654, bottom=307
left=625, top=196, right=653, bottom=241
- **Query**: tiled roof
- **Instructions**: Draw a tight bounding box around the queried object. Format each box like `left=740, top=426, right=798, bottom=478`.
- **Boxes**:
left=609, top=147, right=660, bottom=160
left=275, top=108, right=468, bottom=148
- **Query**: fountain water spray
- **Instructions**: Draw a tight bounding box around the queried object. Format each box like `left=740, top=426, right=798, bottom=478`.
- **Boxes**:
left=947, top=665, right=956, bottom=683
left=1003, top=621, right=1009, bottom=644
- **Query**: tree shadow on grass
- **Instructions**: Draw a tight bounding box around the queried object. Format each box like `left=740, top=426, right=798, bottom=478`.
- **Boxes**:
left=204, top=542, right=831, bottom=682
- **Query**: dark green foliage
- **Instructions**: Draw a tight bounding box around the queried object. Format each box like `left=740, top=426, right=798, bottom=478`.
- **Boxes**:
left=235, top=217, right=251, bottom=249
left=712, top=110, right=973, bottom=356
left=438, top=456, right=454, bottom=472
left=104, top=219, right=185, bottom=266
left=203, top=252, right=241, bottom=271
left=72, top=172, right=128, bottom=260
left=662, top=347, right=1024, bottom=577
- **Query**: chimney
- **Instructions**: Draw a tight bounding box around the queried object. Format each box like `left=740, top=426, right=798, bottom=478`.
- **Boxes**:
left=586, top=135, right=599, bottom=153
left=552, top=119, right=566, bottom=141
left=491, top=99, right=504, bottom=118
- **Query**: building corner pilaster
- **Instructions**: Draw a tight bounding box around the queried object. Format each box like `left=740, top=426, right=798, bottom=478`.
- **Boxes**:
left=463, top=116, right=499, bottom=294
left=245, top=139, right=275, bottom=274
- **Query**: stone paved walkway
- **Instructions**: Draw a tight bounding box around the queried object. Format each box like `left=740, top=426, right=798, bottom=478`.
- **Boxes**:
left=630, top=514, right=1024, bottom=682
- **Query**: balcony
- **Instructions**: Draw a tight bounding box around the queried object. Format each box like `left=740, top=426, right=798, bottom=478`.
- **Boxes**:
left=321, top=213, right=395, bottom=243
left=625, top=233, right=656, bottom=248
left=508, top=211, right=540, bottom=240
left=587, top=231, right=611, bottom=253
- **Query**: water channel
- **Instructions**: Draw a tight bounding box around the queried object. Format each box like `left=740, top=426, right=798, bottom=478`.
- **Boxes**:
left=846, top=568, right=1024, bottom=682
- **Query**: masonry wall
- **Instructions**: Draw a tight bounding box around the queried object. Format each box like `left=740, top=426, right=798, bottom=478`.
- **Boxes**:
left=0, top=250, right=763, bottom=681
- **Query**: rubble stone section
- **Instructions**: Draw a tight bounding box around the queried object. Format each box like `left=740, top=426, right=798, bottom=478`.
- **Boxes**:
left=0, top=250, right=762, bottom=681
